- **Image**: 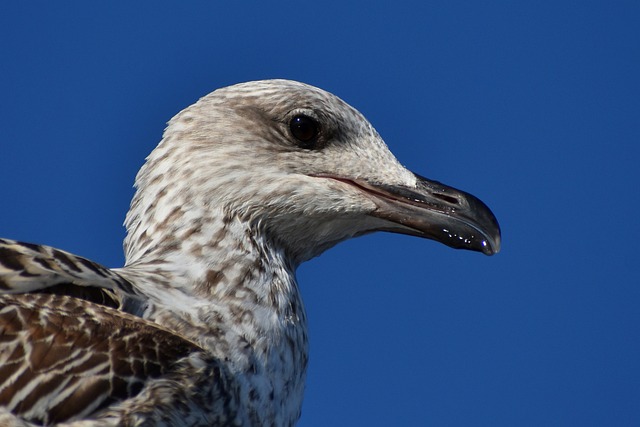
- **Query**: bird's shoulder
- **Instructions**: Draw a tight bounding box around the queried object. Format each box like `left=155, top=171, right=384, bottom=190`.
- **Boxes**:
left=0, top=238, right=142, bottom=310
left=0, top=291, right=229, bottom=425
left=0, top=239, right=238, bottom=425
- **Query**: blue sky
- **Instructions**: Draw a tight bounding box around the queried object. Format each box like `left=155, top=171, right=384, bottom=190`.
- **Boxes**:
left=1, top=2, right=638, bottom=425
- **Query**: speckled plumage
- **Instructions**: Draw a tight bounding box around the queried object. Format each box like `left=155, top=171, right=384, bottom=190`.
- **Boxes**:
left=0, top=80, right=500, bottom=426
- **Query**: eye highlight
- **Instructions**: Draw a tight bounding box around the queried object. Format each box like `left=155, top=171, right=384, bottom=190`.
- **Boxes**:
left=289, top=114, right=320, bottom=148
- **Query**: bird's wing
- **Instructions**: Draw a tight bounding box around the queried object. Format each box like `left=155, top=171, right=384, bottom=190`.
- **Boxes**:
left=0, top=238, right=141, bottom=310
left=0, top=293, right=219, bottom=425
left=0, top=241, right=238, bottom=425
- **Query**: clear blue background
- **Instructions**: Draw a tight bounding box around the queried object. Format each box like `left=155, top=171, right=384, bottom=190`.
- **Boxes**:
left=1, top=2, right=638, bottom=426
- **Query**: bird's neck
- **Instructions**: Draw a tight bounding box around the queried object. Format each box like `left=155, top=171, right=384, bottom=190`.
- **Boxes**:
left=118, top=212, right=308, bottom=425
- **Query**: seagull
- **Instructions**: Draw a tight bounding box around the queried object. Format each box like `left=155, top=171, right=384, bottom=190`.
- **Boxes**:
left=0, top=79, right=500, bottom=426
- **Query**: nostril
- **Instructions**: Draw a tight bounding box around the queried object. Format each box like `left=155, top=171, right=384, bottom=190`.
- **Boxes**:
left=434, top=193, right=459, bottom=205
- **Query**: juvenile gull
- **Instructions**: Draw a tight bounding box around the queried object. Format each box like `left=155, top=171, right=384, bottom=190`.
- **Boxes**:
left=0, top=79, right=500, bottom=426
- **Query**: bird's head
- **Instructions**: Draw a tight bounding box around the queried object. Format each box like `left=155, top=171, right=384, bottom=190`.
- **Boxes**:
left=125, top=80, right=500, bottom=266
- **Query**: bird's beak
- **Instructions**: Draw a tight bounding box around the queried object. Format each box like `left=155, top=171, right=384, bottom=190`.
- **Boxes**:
left=320, top=173, right=501, bottom=255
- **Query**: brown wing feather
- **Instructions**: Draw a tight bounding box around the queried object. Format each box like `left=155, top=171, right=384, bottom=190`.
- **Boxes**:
left=0, top=238, right=136, bottom=296
left=0, top=239, right=146, bottom=314
left=0, top=293, right=201, bottom=425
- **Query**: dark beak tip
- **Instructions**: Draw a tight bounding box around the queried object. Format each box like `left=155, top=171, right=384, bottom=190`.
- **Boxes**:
left=483, top=221, right=502, bottom=256
left=452, top=231, right=500, bottom=256
left=478, top=219, right=501, bottom=256
left=482, top=238, right=501, bottom=256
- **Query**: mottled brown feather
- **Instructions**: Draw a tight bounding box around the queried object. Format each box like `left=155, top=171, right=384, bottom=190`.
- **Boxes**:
left=0, top=294, right=201, bottom=424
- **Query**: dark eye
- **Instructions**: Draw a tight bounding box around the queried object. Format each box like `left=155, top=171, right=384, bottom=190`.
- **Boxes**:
left=289, top=114, right=320, bottom=148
